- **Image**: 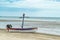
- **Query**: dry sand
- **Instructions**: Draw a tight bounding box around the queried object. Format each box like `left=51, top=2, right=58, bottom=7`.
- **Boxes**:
left=0, top=29, right=60, bottom=40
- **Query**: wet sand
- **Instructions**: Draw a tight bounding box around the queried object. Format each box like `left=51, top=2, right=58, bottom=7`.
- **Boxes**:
left=0, top=29, right=60, bottom=40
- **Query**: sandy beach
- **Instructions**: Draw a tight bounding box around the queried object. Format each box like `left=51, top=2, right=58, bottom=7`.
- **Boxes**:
left=0, top=29, right=60, bottom=40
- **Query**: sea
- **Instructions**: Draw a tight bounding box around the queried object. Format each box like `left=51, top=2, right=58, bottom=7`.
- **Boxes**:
left=0, top=17, right=60, bottom=28
left=0, top=17, right=60, bottom=35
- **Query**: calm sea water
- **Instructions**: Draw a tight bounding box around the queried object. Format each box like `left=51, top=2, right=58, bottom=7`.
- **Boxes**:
left=0, top=17, right=60, bottom=21
left=0, top=17, right=60, bottom=28
left=0, top=17, right=60, bottom=35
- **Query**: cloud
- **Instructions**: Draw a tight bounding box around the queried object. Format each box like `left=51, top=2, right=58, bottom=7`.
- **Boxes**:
left=0, top=0, right=60, bottom=17
left=0, top=0, right=60, bottom=9
left=0, top=0, right=23, bottom=2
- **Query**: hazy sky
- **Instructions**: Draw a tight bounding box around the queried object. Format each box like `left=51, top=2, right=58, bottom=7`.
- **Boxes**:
left=0, top=0, right=60, bottom=17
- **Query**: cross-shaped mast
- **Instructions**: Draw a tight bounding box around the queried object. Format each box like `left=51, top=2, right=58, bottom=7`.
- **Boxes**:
left=21, top=13, right=25, bottom=29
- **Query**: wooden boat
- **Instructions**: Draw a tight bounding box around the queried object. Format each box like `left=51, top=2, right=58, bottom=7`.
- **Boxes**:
left=6, top=13, right=37, bottom=32
left=7, top=27, right=37, bottom=32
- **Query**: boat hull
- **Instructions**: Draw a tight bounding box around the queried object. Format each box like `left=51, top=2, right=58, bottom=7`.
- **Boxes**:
left=8, top=30, right=36, bottom=32
left=7, top=28, right=37, bottom=32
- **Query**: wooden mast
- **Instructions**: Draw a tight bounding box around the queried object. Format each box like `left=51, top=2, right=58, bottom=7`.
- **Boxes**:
left=21, top=13, right=25, bottom=29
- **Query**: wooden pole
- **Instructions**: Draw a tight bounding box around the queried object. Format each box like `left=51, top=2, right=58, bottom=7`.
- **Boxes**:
left=21, top=13, right=25, bottom=29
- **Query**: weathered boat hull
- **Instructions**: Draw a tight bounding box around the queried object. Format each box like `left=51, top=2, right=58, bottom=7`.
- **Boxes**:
left=7, top=28, right=37, bottom=32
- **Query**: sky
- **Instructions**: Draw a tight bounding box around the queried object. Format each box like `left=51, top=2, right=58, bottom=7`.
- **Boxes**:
left=0, top=0, right=60, bottom=17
